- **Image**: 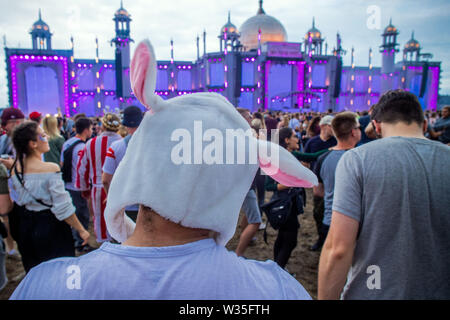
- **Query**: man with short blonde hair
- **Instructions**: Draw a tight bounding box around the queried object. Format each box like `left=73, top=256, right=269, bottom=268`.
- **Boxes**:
left=312, top=112, right=361, bottom=251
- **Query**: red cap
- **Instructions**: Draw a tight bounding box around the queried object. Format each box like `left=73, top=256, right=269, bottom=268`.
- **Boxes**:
left=29, top=111, right=42, bottom=120
left=1, top=107, right=25, bottom=126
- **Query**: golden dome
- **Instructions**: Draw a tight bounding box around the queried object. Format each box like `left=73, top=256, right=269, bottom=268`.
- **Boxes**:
left=239, top=3, right=287, bottom=51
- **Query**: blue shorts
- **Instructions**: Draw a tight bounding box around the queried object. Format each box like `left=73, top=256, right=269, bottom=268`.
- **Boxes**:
left=242, top=190, right=262, bottom=224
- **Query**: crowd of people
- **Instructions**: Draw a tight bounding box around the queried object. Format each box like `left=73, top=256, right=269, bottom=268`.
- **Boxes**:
left=0, top=49, right=449, bottom=300
left=0, top=107, right=142, bottom=283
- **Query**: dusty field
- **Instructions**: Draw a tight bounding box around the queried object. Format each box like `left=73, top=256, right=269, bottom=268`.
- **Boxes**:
left=227, top=189, right=321, bottom=299
left=1, top=189, right=320, bottom=300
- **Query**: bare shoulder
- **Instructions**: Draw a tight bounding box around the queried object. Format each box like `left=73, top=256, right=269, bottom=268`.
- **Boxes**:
left=39, top=162, right=61, bottom=173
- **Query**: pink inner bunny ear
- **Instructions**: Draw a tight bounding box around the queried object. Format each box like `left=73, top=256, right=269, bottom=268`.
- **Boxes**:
left=257, top=139, right=318, bottom=188
left=130, top=42, right=150, bottom=106
left=130, top=39, right=157, bottom=109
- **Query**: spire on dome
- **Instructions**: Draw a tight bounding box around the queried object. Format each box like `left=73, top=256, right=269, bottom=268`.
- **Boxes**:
left=39, top=8, right=42, bottom=21
left=312, top=17, right=315, bottom=29
left=257, top=0, right=265, bottom=15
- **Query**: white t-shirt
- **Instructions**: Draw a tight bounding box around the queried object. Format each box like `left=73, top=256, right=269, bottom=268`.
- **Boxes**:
left=103, top=136, right=138, bottom=211
left=10, top=239, right=311, bottom=300
left=102, top=138, right=128, bottom=175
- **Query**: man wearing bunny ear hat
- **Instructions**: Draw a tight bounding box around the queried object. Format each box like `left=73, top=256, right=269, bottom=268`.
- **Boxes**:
left=10, top=39, right=318, bottom=300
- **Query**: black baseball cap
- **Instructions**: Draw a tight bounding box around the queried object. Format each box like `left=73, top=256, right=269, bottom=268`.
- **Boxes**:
left=122, top=106, right=143, bottom=128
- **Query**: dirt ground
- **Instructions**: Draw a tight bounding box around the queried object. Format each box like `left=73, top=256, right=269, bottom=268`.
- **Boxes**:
left=0, top=189, right=320, bottom=300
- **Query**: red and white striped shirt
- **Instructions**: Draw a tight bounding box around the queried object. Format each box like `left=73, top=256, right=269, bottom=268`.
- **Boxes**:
left=76, top=132, right=122, bottom=190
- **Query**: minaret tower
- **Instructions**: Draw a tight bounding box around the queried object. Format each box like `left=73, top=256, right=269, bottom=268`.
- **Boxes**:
left=30, top=9, right=52, bottom=50
left=218, top=11, right=241, bottom=53
left=403, top=31, right=421, bottom=62
left=380, top=18, right=399, bottom=74
left=111, top=1, right=134, bottom=99
left=304, top=17, right=324, bottom=56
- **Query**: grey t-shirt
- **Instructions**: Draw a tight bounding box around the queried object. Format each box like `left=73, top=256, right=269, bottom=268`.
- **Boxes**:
left=315, top=150, right=347, bottom=226
left=333, top=136, right=450, bottom=300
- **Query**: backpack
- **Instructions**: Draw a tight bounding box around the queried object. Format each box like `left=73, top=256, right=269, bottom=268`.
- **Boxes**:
left=62, top=139, right=85, bottom=183
left=260, top=195, right=292, bottom=231
left=260, top=188, right=302, bottom=230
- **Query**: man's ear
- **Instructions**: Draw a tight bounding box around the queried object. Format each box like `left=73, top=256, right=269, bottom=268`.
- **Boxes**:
left=372, top=120, right=382, bottom=136
left=422, top=119, right=428, bottom=134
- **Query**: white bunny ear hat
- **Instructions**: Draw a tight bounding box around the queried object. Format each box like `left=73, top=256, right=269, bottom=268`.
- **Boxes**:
left=104, top=39, right=318, bottom=246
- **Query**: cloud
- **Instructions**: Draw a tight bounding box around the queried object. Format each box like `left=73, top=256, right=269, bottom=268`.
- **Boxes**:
left=1, top=0, right=449, bottom=108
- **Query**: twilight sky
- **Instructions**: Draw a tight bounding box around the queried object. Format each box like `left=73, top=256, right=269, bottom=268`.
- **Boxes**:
left=1, top=0, right=449, bottom=108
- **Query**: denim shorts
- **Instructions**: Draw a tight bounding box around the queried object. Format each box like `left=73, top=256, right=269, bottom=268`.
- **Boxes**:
left=242, top=189, right=262, bottom=224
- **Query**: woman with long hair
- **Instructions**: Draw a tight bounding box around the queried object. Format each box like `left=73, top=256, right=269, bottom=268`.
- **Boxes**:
left=8, top=121, right=90, bottom=272
left=303, top=115, right=321, bottom=146
left=306, top=116, right=321, bottom=138
left=252, top=112, right=266, bottom=130
left=265, top=127, right=328, bottom=270
left=277, top=114, right=290, bottom=129
left=43, top=115, right=65, bottom=166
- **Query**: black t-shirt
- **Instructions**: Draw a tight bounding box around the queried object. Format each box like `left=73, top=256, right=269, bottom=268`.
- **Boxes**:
left=304, top=135, right=337, bottom=168
left=304, top=135, right=337, bottom=154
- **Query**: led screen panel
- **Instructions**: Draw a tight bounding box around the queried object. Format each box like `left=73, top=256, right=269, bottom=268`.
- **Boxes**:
left=76, top=69, right=94, bottom=90
left=104, top=96, right=119, bottom=111
left=103, top=69, right=116, bottom=90
left=77, top=96, right=95, bottom=116
left=25, top=66, right=60, bottom=115
left=266, top=63, right=292, bottom=110
left=177, top=70, right=192, bottom=91
left=156, top=70, right=168, bottom=90
left=312, top=65, right=326, bottom=87
left=209, top=63, right=224, bottom=86
left=238, top=92, right=254, bottom=110
left=242, top=62, right=254, bottom=86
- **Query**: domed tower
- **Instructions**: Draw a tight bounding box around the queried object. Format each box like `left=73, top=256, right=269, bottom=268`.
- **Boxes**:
left=239, top=0, right=287, bottom=51
left=111, top=1, right=134, bottom=99
left=30, top=9, right=52, bottom=50
left=379, top=18, right=399, bottom=74
left=218, top=11, right=241, bottom=53
left=304, top=17, right=324, bottom=56
left=113, top=1, right=131, bottom=39
left=403, top=31, right=421, bottom=61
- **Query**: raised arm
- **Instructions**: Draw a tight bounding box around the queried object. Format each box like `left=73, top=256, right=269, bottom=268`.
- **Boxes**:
left=292, top=149, right=328, bottom=163
left=318, top=150, right=363, bottom=299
